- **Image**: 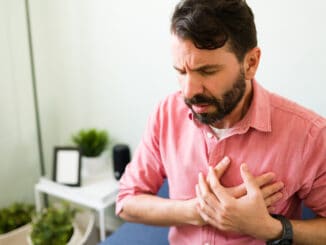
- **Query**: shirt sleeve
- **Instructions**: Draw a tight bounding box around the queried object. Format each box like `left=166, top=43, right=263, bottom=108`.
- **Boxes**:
left=298, top=121, right=326, bottom=217
left=115, top=102, right=166, bottom=215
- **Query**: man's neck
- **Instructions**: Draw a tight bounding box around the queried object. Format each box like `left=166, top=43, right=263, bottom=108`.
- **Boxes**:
left=212, top=80, right=253, bottom=129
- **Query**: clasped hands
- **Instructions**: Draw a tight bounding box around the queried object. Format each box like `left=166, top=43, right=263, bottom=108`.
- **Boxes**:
left=193, top=156, right=284, bottom=240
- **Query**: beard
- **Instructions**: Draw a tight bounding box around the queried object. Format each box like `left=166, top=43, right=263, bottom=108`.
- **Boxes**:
left=184, top=69, right=246, bottom=125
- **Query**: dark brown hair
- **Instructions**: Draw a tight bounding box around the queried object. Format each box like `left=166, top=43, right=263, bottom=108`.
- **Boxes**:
left=171, top=0, right=257, bottom=61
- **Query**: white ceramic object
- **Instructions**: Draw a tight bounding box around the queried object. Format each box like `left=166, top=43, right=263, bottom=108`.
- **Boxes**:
left=0, top=224, right=31, bottom=245
left=81, top=151, right=108, bottom=178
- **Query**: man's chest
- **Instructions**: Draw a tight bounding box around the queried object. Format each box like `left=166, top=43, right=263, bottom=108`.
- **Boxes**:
left=161, top=129, right=303, bottom=202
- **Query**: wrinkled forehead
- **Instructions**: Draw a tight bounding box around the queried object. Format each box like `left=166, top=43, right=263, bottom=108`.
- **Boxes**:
left=170, top=34, right=235, bottom=69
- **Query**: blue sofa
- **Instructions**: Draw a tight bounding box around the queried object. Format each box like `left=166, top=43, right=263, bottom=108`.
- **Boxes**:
left=100, top=180, right=170, bottom=245
left=100, top=180, right=316, bottom=245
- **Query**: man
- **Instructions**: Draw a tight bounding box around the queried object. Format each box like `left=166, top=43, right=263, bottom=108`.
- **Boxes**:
left=116, top=0, right=326, bottom=244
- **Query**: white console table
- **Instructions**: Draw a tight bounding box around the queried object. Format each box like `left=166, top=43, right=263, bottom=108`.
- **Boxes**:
left=34, top=173, right=119, bottom=242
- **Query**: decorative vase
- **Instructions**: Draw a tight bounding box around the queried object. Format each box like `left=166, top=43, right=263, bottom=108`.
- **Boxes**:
left=81, top=151, right=108, bottom=178
left=0, top=224, right=31, bottom=245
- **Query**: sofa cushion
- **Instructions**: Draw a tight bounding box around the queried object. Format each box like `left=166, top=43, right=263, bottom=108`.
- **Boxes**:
left=101, top=223, right=169, bottom=245
left=99, top=180, right=170, bottom=245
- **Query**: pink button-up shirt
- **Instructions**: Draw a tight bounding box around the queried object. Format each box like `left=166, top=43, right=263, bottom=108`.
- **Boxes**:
left=116, top=80, right=326, bottom=245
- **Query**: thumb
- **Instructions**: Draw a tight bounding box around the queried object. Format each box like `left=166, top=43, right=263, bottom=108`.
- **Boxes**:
left=214, top=156, right=231, bottom=179
left=240, top=163, right=258, bottom=194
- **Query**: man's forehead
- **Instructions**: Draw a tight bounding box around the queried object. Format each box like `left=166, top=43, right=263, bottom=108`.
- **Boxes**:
left=171, top=34, right=232, bottom=69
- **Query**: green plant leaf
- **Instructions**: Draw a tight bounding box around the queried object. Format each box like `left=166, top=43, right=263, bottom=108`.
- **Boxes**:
left=0, top=202, right=34, bottom=234
left=72, top=128, right=109, bottom=157
left=31, top=202, right=77, bottom=245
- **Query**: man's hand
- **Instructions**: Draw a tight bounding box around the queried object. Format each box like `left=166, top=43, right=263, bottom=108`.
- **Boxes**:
left=196, top=163, right=283, bottom=240
left=189, top=157, right=283, bottom=227
left=208, top=157, right=284, bottom=212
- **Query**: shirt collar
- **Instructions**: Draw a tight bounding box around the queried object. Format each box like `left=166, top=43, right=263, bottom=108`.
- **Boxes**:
left=187, top=80, right=272, bottom=133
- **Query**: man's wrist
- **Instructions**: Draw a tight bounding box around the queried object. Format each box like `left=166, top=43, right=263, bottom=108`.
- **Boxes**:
left=183, top=199, right=206, bottom=226
left=260, top=215, right=283, bottom=240
left=266, top=215, right=293, bottom=245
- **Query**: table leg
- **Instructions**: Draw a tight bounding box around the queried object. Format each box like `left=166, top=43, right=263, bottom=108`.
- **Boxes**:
left=99, top=208, right=106, bottom=241
left=34, top=187, right=42, bottom=212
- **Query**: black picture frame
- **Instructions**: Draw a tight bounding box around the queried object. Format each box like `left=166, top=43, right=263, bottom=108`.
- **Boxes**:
left=53, top=147, right=81, bottom=187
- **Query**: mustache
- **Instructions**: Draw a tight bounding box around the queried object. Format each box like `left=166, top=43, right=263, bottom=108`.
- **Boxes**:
left=184, top=94, right=218, bottom=105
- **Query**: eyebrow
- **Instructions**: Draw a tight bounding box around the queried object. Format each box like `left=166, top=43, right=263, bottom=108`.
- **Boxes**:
left=173, top=64, right=224, bottom=72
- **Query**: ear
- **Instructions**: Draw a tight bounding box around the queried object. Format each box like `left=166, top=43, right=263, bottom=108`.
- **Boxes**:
left=243, top=47, right=261, bottom=80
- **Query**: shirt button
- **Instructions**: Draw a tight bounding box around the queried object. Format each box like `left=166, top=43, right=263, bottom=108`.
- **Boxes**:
left=207, top=132, right=213, bottom=138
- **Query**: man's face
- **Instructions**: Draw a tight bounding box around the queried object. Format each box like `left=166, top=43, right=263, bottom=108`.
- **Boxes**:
left=171, top=35, right=246, bottom=125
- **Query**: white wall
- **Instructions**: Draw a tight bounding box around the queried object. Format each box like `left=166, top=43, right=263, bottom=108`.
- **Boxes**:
left=1, top=0, right=324, bottom=193
left=249, top=0, right=326, bottom=115
left=30, top=0, right=179, bottom=175
left=29, top=0, right=325, bottom=176
left=0, top=0, right=39, bottom=206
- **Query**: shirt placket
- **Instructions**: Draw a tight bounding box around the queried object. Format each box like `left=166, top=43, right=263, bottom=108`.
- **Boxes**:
left=202, top=128, right=227, bottom=245
left=201, top=225, right=211, bottom=245
left=207, top=132, right=227, bottom=168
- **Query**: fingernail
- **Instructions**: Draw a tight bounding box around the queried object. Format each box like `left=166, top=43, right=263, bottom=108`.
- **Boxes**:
left=269, top=172, right=275, bottom=180
left=242, top=163, right=248, bottom=171
left=222, top=156, right=230, bottom=164
left=198, top=172, right=204, bottom=180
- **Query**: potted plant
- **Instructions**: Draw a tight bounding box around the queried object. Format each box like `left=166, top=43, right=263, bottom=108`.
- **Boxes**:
left=28, top=202, right=80, bottom=245
left=72, top=128, right=110, bottom=177
left=0, top=202, right=34, bottom=244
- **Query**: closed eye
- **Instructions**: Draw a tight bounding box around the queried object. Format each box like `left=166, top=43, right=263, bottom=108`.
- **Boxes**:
left=198, top=70, right=217, bottom=76
left=196, top=64, right=223, bottom=76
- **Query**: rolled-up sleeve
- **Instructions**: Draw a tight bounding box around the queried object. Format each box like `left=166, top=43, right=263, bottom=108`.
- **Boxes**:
left=115, top=102, right=166, bottom=215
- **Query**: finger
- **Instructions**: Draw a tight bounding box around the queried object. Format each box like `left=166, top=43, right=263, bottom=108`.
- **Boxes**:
left=228, top=172, right=274, bottom=198
left=227, top=183, right=246, bottom=198
left=228, top=172, right=275, bottom=198
left=198, top=172, right=217, bottom=204
left=196, top=204, right=209, bottom=222
left=261, top=181, right=284, bottom=199
left=196, top=204, right=220, bottom=229
left=240, top=163, right=258, bottom=195
left=195, top=184, right=206, bottom=209
left=213, top=156, right=231, bottom=179
left=197, top=175, right=221, bottom=207
left=255, top=172, right=275, bottom=187
left=198, top=172, right=210, bottom=195
left=264, top=192, right=283, bottom=207
left=208, top=167, right=232, bottom=203
left=196, top=185, right=221, bottom=219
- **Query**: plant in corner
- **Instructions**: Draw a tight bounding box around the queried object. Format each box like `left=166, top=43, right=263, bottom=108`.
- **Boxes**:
left=0, top=202, right=34, bottom=244
left=30, top=202, right=78, bottom=245
left=72, top=128, right=110, bottom=177
left=0, top=202, right=34, bottom=234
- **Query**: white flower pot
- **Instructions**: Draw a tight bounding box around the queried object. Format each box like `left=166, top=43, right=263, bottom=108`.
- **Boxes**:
left=0, top=224, right=31, bottom=245
left=66, top=222, right=83, bottom=245
left=81, top=151, right=108, bottom=178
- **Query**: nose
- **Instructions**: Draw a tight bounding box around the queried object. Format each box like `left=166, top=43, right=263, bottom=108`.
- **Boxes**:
left=181, top=74, right=204, bottom=99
